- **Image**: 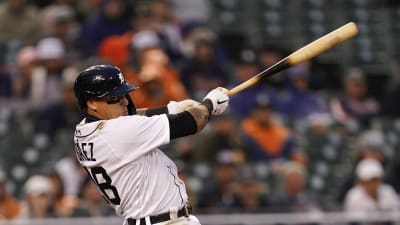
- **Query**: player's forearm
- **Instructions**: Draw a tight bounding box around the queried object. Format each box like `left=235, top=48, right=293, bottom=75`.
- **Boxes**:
left=185, top=104, right=210, bottom=131
left=137, top=100, right=201, bottom=117
left=137, top=106, right=169, bottom=116
left=167, top=104, right=210, bottom=139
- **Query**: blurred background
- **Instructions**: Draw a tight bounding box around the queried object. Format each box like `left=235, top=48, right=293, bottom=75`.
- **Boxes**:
left=0, top=0, right=400, bottom=224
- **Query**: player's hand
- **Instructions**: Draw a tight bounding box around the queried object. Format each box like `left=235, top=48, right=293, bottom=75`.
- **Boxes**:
left=202, top=87, right=229, bottom=115
left=167, top=99, right=199, bottom=114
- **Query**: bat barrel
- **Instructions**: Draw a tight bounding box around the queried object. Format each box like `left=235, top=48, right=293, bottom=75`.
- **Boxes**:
left=287, top=22, right=359, bottom=65
left=227, top=22, right=359, bottom=96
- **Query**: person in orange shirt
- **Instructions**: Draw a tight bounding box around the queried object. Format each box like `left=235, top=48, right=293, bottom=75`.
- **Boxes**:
left=124, top=30, right=188, bottom=108
left=0, top=170, right=21, bottom=220
left=241, top=95, right=306, bottom=164
left=98, top=32, right=133, bottom=69
left=98, top=16, right=189, bottom=107
left=97, top=4, right=155, bottom=69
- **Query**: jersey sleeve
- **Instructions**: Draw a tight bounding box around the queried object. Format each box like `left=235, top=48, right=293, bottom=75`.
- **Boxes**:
left=102, top=115, right=170, bottom=160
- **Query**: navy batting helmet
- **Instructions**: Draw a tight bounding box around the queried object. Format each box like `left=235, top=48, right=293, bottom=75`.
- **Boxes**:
left=74, top=64, right=138, bottom=114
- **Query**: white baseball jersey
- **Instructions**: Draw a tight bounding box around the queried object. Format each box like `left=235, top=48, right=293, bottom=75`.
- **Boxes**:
left=74, top=115, right=188, bottom=219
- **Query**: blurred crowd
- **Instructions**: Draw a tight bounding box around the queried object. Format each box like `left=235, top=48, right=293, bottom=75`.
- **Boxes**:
left=0, top=0, right=400, bottom=222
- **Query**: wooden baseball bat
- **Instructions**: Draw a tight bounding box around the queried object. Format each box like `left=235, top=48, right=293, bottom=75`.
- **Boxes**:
left=227, top=22, right=359, bottom=96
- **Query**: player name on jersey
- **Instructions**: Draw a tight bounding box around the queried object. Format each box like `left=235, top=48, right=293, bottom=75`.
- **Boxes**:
left=75, top=142, right=97, bottom=161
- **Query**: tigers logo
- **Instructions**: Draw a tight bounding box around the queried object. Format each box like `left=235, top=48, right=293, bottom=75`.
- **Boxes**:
left=118, top=72, right=125, bottom=84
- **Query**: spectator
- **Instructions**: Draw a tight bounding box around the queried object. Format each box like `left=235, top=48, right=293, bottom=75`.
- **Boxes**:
left=197, top=150, right=240, bottom=213
left=146, top=0, right=184, bottom=63
left=40, top=5, right=74, bottom=38
left=79, top=0, right=132, bottom=55
left=39, top=5, right=82, bottom=64
left=228, top=48, right=277, bottom=120
left=257, top=45, right=286, bottom=89
left=269, top=162, right=320, bottom=213
left=12, top=46, right=38, bottom=100
left=46, top=171, right=79, bottom=218
left=180, top=30, right=231, bottom=100
left=34, top=65, right=80, bottom=139
left=97, top=4, right=154, bottom=69
left=32, top=37, right=67, bottom=107
left=241, top=95, right=306, bottom=163
left=131, top=4, right=153, bottom=33
left=278, top=64, right=330, bottom=122
left=34, top=0, right=91, bottom=23
left=18, top=175, right=55, bottom=218
left=330, top=67, right=380, bottom=128
left=344, top=159, right=400, bottom=214
left=0, top=169, right=21, bottom=219
left=337, top=129, right=389, bottom=203
left=386, top=153, right=400, bottom=195
left=0, top=0, right=40, bottom=45
left=98, top=30, right=133, bottom=69
left=125, top=30, right=188, bottom=108
left=307, top=113, right=334, bottom=132
left=228, top=167, right=269, bottom=213
left=54, top=148, right=86, bottom=197
left=179, top=23, right=228, bottom=63
left=192, top=112, right=244, bottom=163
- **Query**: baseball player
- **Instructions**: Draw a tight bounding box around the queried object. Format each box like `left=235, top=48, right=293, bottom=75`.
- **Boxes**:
left=73, top=65, right=229, bottom=225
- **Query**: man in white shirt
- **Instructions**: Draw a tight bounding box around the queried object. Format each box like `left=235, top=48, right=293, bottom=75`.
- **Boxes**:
left=73, top=65, right=229, bottom=225
left=344, top=158, right=400, bottom=219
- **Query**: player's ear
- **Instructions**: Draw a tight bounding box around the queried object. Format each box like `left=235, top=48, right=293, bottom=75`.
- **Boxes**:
left=87, top=99, right=98, bottom=112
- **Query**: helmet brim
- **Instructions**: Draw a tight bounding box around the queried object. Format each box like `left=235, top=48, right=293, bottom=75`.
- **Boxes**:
left=108, top=83, right=139, bottom=97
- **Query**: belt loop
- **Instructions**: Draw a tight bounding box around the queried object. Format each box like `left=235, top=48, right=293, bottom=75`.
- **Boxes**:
left=184, top=205, right=189, bottom=217
left=169, top=206, right=178, bottom=219
left=135, top=219, right=140, bottom=225
left=145, top=216, right=151, bottom=225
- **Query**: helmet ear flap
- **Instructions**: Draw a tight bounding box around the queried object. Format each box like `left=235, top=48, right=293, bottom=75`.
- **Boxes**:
left=78, top=101, right=85, bottom=110
left=126, top=94, right=136, bottom=115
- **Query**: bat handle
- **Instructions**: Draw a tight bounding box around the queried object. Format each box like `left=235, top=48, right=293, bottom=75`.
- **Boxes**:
left=227, top=57, right=290, bottom=96
left=227, top=76, right=260, bottom=96
left=227, top=87, right=241, bottom=96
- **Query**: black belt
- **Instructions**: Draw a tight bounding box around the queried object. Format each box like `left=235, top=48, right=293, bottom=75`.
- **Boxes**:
left=127, top=204, right=192, bottom=225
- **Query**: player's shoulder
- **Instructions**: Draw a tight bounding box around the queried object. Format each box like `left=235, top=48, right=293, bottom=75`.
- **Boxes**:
left=105, top=114, right=170, bottom=133
left=107, top=114, right=168, bottom=124
left=75, top=115, right=169, bottom=136
left=75, top=119, right=105, bottom=138
left=106, top=114, right=169, bottom=129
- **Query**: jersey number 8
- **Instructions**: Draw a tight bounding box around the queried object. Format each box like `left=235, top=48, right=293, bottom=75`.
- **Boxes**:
left=88, top=166, right=121, bottom=205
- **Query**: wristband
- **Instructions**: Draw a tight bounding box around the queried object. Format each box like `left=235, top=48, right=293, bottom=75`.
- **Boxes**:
left=201, top=99, right=213, bottom=115
left=145, top=106, right=168, bottom=116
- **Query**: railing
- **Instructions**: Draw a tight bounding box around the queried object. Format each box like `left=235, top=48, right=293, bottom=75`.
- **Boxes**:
left=2, top=211, right=400, bottom=225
